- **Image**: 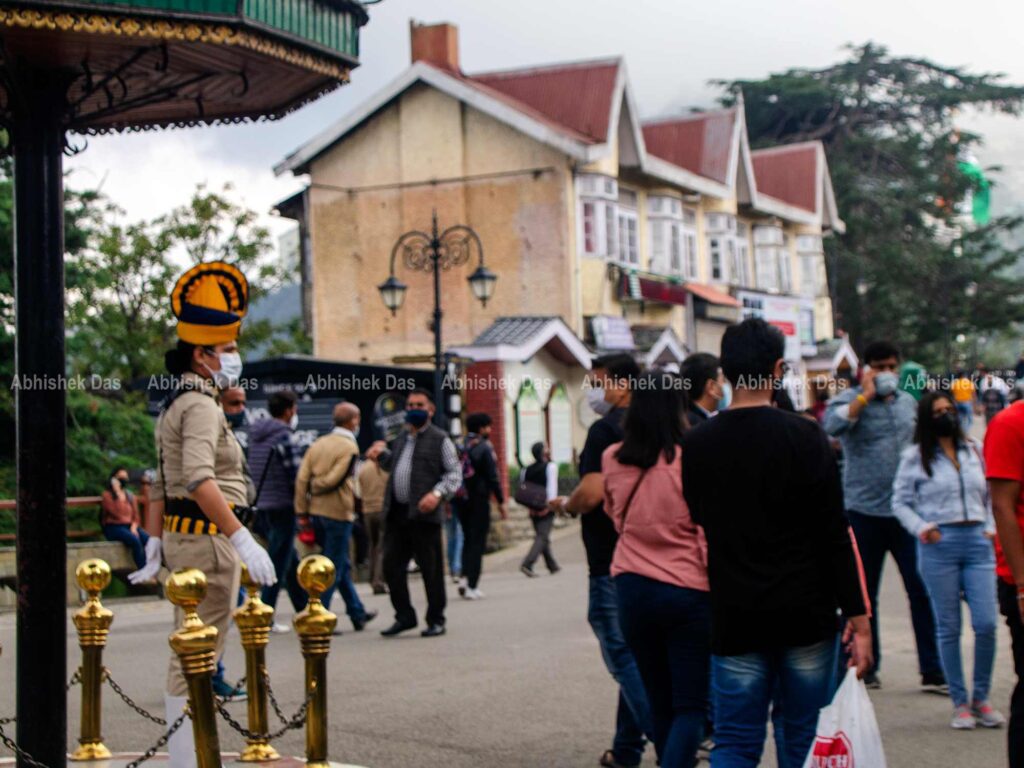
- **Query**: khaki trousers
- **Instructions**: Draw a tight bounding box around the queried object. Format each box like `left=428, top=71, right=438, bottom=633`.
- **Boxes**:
left=163, top=531, right=241, bottom=697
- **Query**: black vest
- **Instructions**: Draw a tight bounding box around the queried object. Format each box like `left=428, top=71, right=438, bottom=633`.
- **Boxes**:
left=524, top=460, right=549, bottom=487
left=384, top=424, right=450, bottom=525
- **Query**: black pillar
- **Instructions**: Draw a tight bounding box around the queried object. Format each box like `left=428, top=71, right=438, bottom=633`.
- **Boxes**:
left=13, top=65, right=69, bottom=768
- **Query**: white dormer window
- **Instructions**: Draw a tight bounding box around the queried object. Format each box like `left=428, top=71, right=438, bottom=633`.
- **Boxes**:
left=797, top=234, right=826, bottom=298
left=617, top=188, right=639, bottom=266
left=648, top=195, right=690, bottom=277
left=705, top=213, right=737, bottom=284
left=753, top=224, right=784, bottom=292
left=577, top=174, right=619, bottom=259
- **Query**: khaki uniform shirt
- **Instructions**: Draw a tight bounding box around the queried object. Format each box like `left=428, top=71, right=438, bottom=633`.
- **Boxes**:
left=152, top=372, right=248, bottom=508
left=356, top=460, right=389, bottom=515
left=294, top=432, right=359, bottom=521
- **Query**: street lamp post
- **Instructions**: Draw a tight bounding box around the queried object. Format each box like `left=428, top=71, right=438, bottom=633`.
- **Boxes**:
left=379, top=212, right=496, bottom=419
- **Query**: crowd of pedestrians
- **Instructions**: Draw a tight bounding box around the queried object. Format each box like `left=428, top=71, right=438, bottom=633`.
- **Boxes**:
left=114, top=258, right=1024, bottom=768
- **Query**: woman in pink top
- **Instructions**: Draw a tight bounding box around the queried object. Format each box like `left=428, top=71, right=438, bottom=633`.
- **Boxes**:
left=602, top=370, right=709, bottom=768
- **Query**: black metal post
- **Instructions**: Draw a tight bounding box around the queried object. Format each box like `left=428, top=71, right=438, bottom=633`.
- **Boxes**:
left=13, top=64, right=69, bottom=768
left=430, top=213, right=444, bottom=421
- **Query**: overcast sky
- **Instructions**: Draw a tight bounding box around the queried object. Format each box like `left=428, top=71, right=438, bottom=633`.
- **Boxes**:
left=65, top=0, right=1024, bottom=249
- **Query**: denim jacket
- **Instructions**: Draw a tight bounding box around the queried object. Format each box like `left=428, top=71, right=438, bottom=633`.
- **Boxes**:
left=824, top=387, right=917, bottom=517
left=891, top=439, right=994, bottom=537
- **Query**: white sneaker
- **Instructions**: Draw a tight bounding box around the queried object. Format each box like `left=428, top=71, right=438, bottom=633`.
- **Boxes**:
left=270, top=622, right=291, bottom=634
left=457, top=578, right=468, bottom=597
left=972, top=701, right=1007, bottom=728
left=471, top=588, right=485, bottom=599
left=951, top=705, right=977, bottom=730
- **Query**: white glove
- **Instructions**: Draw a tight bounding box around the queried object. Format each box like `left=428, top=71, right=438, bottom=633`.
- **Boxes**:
left=230, top=528, right=277, bottom=586
left=128, top=536, right=163, bottom=584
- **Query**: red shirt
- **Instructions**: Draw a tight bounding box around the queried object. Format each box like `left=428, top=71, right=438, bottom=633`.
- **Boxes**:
left=983, top=401, right=1024, bottom=584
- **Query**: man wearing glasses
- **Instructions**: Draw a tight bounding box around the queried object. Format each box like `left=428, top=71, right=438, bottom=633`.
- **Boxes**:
left=824, top=340, right=944, bottom=693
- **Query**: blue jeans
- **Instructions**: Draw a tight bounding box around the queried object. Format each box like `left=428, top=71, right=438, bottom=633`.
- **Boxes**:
left=311, top=517, right=367, bottom=625
left=259, top=506, right=308, bottom=614
left=711, top=638, right=838, bottom=768
left=102, top=524, right=149, bottom=569
left=918, top=524, right=998, bottom=707
left=588, top=575, right=654, bottom=766
left=616, top=573, right=710, bottom=767
left=445, top=511, right=464, bottom=576
left=847, top=510, right=942, bottom=677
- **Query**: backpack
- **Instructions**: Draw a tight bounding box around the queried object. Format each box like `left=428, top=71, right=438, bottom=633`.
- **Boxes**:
left=454, top=435, right=480, bottom=501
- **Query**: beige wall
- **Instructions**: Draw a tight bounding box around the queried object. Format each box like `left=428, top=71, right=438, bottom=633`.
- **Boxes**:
left=307, top=85, right=574, bottom=363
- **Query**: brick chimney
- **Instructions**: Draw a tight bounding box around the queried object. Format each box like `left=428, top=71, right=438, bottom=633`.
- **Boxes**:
left=410, top=21, right=460, bottom=72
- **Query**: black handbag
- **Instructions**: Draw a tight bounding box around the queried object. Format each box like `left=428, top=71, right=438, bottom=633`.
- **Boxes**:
left=514, top=481, right=549, bottom=511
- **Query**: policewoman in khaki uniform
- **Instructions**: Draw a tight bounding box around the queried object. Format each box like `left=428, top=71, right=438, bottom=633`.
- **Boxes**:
left=129, top=262, right=276, bottom=768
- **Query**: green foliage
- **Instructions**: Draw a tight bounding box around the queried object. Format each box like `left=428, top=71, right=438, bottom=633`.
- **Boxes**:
left=718, top=43, right=1024, bottom=369
left=0, top=172, right=308, bottom=513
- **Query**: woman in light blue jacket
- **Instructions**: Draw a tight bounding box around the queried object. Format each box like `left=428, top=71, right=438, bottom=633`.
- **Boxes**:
left=892, top=390, right=1004, bottom=731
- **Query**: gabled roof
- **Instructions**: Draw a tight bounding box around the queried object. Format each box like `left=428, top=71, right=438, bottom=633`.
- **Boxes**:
left=750, top=142, right=845, bottom=233
left=275, top=53, right=842, bottom=231
left=451, top=316, right=592, bottom=368
left=642, top=109, right=737, bottom=185
left=469, top=58, right=620, bottom=144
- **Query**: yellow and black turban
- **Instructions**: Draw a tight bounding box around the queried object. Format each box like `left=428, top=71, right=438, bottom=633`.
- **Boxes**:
left=170, top=262, right=248, bottom=346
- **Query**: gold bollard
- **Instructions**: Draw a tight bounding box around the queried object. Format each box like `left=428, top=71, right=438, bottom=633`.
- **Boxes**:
left=70, top=559, right=114, bottom=761
left=167, top=568, right=223, bottom=768
left=234, top=564, right=279, bottom=762
left=294, top=555, right=337, bottom=768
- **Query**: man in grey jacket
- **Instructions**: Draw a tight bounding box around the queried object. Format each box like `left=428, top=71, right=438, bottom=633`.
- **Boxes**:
left=824, top=340, right=944, bottom=691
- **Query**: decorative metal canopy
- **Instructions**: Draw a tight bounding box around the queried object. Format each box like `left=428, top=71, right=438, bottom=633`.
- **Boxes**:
left=1, top=3, right=373, bottom=764
left=0, top=0, right=369, bottom=135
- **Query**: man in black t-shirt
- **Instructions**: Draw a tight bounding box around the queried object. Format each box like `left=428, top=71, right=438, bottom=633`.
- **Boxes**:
left=551, top=353, right=652, bottom=768
left=682, top=319, right=871, bottom=768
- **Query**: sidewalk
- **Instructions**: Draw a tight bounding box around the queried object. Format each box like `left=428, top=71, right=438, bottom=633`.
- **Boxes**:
left=0, top=520, right=1013, bottom=767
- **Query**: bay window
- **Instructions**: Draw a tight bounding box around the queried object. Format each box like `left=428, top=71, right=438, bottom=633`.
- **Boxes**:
left=577, top=174, right=618, bottom=259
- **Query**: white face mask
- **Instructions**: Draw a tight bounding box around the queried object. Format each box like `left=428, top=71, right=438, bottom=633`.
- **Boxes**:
left=585, top=385, right=612, bottom=416
left=289, top=413, right=299, bottom=430
left=204, top=351, right=243, bottom=390
left=874, top=371, right=899, bottom=398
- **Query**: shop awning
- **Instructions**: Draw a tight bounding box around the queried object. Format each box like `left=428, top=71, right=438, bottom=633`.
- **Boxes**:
left=685, top=282, right=741, bottom=307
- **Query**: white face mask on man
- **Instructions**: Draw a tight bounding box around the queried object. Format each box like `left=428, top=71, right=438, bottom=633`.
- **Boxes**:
left=204, top=351, right=243, bottom=390
left=585, top=385, right=613, bottom=416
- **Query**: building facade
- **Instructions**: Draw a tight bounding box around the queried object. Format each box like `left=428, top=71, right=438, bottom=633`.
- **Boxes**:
left=275, top=21, right=846, bottom=468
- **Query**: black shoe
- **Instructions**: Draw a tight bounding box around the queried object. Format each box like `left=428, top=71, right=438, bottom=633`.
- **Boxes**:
left=520, top=564, right=538, bottom=578
left=380, top=620, right=416, bottom=637
left=922, top=672, right=949, bottom=695
left=599, top=750, right=639, bottom=768
left=352, top=609, right=378, bottom=631
left=421, top=623, right=446, bottom=638
left=863, top=671, right=881, bottom=690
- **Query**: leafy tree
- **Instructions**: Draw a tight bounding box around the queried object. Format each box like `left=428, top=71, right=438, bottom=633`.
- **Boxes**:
left=1, top=175, right=306, bottom=510
left=719, top=43, right=1024, bottom=370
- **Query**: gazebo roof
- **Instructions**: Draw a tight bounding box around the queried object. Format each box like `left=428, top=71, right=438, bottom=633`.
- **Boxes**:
left=0, top=0, right=370, bottom=132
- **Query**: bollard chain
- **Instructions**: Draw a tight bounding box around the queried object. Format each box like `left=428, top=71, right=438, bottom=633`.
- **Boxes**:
left=215, top=675, right=247, bottom=704
left=215, top=674, right=316, bottom=742
left=0, top=720, right=52, bottom=768
left=103, top=668, right=168, bottom=726
left=123, top=710, right=190, bottom=768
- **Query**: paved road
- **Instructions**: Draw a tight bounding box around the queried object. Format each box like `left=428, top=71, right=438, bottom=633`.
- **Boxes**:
left=0, top=522, right=1014, bottom=767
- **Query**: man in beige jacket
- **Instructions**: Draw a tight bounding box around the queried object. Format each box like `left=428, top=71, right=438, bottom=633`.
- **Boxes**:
left=295, top=402, right=376, bottom=631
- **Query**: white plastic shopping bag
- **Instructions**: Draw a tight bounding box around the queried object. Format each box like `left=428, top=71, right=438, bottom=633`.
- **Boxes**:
left=802, top=667, right=887, bottom=768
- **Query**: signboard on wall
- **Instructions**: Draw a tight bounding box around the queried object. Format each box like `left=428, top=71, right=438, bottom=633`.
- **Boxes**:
left=592, top=315, right=636, bottom=350
left=737, top=291, right=817, bottom=361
